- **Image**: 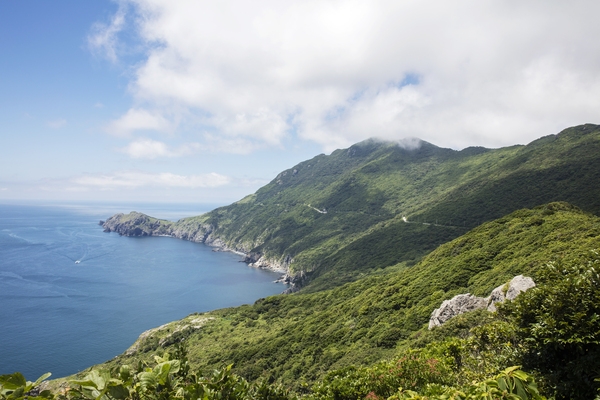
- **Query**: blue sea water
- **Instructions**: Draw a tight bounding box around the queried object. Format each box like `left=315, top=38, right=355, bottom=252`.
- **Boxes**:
left=0, top=203, right=286, bottom=379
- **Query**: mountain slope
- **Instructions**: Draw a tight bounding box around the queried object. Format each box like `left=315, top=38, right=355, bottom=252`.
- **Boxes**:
left=103, top=124, right=600, bottom=291
left=100, top=202, right=600, bottom=389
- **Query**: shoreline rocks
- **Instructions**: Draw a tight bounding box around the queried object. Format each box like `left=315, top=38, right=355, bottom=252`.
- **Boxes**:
left=101, top=212, right=297, bottom=291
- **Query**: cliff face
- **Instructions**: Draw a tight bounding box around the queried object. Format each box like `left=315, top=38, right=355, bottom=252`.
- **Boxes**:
left=101, top=212, right=294, bottom=282
left=102, top=212, right=174, bottom=236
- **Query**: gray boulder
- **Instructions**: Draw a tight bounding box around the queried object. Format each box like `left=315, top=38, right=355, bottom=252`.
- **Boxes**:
left=487, top=275, right=536, bottom=312
left=428, top=294, right=488, bottom=329
left=428, top=275, right=536, bottom=329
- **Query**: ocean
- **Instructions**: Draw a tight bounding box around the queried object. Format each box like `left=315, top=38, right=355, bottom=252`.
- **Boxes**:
left=0, top=202, right=286, bottom=379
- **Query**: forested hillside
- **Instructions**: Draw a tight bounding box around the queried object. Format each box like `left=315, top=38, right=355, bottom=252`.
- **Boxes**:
left=13, top=202, right=598, bottom=399
left=93, top=202, right=600, bottom=399
left=104, top=124, right=600, bottom=291
left=14, top=124, right=600, bottom=400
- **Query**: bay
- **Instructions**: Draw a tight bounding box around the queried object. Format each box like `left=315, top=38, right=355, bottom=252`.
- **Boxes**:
left=0, top=202, right=286, bottom=379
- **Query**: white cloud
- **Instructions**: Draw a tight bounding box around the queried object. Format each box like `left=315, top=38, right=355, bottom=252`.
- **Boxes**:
left=0, top=173, right=252, bottom=203
left=396, top=138, right=423, bottom=151
left=96, top=0, right=600, bottom=151
left=199, top=134, right=270, bottom=155
left=119, top=138, right=201, bottom=159
left=47, top=118, right=67, bottom=129
left=71, top=171, right=230, bottom=190
left=106, top=108, right=172, bottom=136
left=87, top=3, right=126, bottom=63
left=120, top=138, right=173, bottom=159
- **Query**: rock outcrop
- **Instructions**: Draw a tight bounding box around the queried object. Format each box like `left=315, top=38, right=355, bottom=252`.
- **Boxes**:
left=486, top=275, right=536, bottom=312
left=428, top=275, right=535, bottom=329
left=428, top=294, right=488, bottom=329
left=246, top=253, right=293, bottom=273
left=102, top=211, right=296, bottom=289
left=101, top=212, right=174, bottom=237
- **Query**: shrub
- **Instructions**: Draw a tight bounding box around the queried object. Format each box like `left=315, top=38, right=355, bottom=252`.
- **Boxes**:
left=500, top=250, right=600, bottom=399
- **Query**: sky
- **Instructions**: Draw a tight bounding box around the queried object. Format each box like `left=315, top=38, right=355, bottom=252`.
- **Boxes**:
left=1, top=1, right=600, bottom=204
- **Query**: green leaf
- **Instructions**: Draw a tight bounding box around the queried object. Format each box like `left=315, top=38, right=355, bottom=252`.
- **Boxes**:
left=7, top=387, right=25, bottom=399
left=0, top=373, right=27, bottom=390
left=30, top=372, right=51, bottom=390
left=154, top=360, right=180, bottom=385
left=68, top=379, right=99, bottom=389
left=108, top=384, right=130, bottom=400
left=138, top=371, right=157, bottom=390
left=497, top=377, right=509, bottom=392
left=118, top=365, right=131, bottom=381
left=514, top=379, right=528, bottom=399
left=503, top=366, right=521, bottom=375
left=38, top=389, right=54, bottom=398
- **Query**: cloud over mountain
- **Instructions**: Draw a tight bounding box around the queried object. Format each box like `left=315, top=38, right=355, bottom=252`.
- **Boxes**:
left=93, top=0, right=600, bottom=152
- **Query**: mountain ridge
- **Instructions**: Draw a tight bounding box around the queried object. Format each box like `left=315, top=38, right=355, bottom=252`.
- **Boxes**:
left=23, top=124, right=600, bottom=400
left=103, top=123, right=600, bottom=291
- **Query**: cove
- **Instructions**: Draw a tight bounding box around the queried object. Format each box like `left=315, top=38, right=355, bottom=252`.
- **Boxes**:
left=0, top=203, right=286, bottom=379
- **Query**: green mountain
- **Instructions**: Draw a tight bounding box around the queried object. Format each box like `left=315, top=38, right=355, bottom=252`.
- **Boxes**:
left=98, top=202, right=600, bottom=399
left=10, top=124, right=600, bottom=399
left=104, top=123, right=600, bottom=291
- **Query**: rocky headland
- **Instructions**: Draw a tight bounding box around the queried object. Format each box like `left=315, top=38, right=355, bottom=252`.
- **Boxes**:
left=101, top=212, right=300, bottom=289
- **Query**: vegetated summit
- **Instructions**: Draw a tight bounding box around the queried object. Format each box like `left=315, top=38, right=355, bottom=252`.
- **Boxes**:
left=16, top=123, right=600, bottom=400
left=104, top=123, right=600, bottom=292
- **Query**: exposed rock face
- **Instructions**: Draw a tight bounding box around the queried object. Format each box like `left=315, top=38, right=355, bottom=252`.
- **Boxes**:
left=428, top=294, right=488, bottom=329
left=102, top=212, right=174, bottom=237
left=487, top=275, right=536, bottom=312
left=247, top=253, right=293, bottom=273
left=246, top=252, right=307, bottom=290
left=102, top=211, right=296, bottom=290
left=428, top=275, right=536, bottom=329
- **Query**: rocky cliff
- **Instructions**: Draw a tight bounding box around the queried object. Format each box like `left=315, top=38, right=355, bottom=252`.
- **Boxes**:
left=102, top=212, right=174, bottom=236
left=101, top=212, right=296, bottom=286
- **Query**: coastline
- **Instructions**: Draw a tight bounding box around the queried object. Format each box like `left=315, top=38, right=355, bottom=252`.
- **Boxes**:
left=101, top=212, right=295, bottom=288
left=0, top=204, right=286, bottom=380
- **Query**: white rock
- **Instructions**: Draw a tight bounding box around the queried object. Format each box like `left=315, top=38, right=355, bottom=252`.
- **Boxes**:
left=487, top=275, right=536, bottom=312
left=428, top=275, right=536, bottom=329
left=428, top=294, right=488, bottom=329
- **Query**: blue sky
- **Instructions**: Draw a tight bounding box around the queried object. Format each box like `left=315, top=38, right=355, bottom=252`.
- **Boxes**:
left=2, top=1, right=600, bottom=204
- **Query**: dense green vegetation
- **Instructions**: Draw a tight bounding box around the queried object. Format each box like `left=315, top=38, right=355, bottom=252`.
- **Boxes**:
left=7, top=125, right=600, bottom=399
left=91, top=203, right=600, bottom=399
left=4, top=213, right=600, bottom=398
left=112, top=124, right=600, bottom=291
left=0, top=347, right=546, bottom=400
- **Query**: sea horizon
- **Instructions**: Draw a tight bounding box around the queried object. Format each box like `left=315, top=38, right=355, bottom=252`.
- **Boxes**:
left=0, top=199, right=228, bottom=222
